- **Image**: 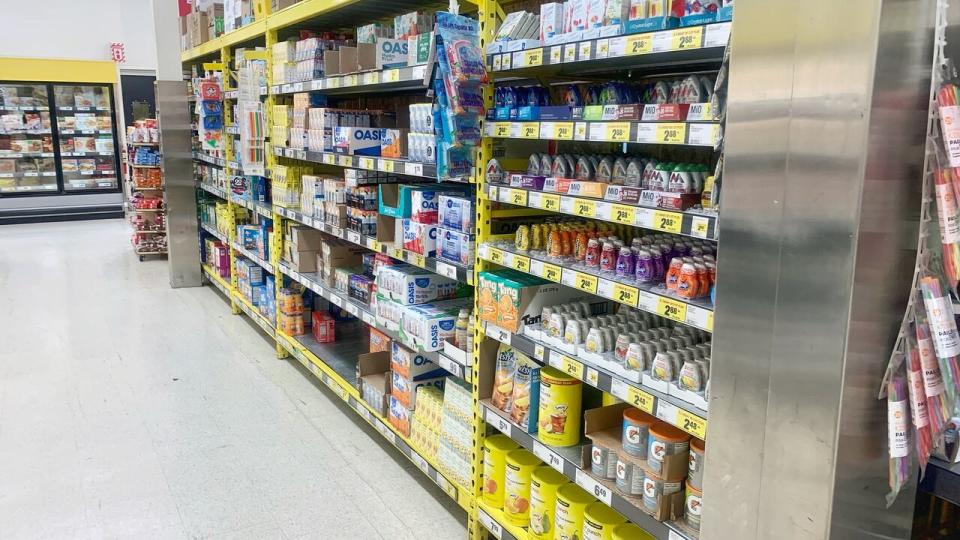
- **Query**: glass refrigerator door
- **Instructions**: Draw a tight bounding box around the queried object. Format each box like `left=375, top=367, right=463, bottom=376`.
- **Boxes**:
left=0, top=83, right=58, bottom=194
left=53, top=83, right=120, bottom=191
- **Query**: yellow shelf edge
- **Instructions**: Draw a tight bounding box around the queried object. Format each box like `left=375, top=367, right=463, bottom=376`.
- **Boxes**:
left=275, top=330, right=473, bottom=512
left=477, top=501, right=530, bottom=539
left=231, top=289, right=277, bottom=331
left=202, top=264, right=233, bottom=292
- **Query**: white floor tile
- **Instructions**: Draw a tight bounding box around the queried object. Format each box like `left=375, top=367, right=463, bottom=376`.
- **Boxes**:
left=0, top=220, right=466, bottom=539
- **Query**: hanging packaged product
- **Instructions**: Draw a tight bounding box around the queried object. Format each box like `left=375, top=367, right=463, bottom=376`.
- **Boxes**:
left=919, top=274, right=960, bottom=359
left=937, top=82, right=960, bottom=167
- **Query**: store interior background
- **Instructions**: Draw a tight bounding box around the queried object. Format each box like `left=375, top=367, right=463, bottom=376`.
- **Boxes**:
left=0, top=0, right=959, bottom=538
left=0, top=0, right=158, bottom=220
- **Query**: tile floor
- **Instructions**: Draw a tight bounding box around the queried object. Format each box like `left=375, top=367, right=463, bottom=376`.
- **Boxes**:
left=0, top=220, right=466, bottom=539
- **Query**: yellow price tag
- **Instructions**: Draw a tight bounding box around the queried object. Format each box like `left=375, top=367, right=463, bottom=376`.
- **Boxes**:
left=391, top=248, right=405, bottom=260
left=322, top=153, right=335, bottom=165
left=524, top=49, right=543, bottom=67
left=573, top=199, right=597, bottom=218
left=612, top=283, right=639, bottom=308
left=655, top=123, right=687, bottom=144
left=550, top=47, right=562, bottom=63
left=575, top=123, right=587, bottom=140
left=359, top=157, right=374, bottom=170
left=328, top=77, right=340, bottom=88
left=656, top=296, right=688, bottom=323
left=653, top=210, right=683, bottom=234
left=671, top=27, right=703, bottom=50
left=692, top=217, right=709, bottom=238
left=541, top=194, right=560, bottom=212
left=489, top=248, right=504, bottom=265
left=495, top=123, right=511, bottom=137
left=542, top=263, right=562, bottom=282
left=384, top=69, right=400, bottom=82
left=520, top=123, right=540, bottom=139
left=706, top=311, right=714, bottom=332
left=575, top=272, right=598, bottom=294
left=557, top=355, right=584, bottom=379
left=513, top=255, right=530, bottom=273
left=554, top=123, right=574, bottom=140
left=605, top=122, right=631, bottom=142
left=338, top=155, right=351, bottom=166
left=347, top=74, right=359, bottom=86
left=508, top=189, right=528, bottom=206
left=677, top=409, right=707, bottom=439
left=626, top=34, right=653, bottom=55
left=413, top=253, right=426, bottom=268
left=611, top=204, right=636, bottom=225
left=597, top=40, right=609, bottom=57
left=380, top=159, right=395, bottom=173
left=626, top=386, right=654, bottom=414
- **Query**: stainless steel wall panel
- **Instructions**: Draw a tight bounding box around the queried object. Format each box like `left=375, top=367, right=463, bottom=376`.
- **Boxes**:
left=156, top=80, right=201, bottom=288
left=705, top=0, right=931, bottom=538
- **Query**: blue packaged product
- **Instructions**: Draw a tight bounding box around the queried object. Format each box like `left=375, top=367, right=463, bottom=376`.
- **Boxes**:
left=438, top=195, right=474, bottom=232
left=435, top=13, right=487, bottom=84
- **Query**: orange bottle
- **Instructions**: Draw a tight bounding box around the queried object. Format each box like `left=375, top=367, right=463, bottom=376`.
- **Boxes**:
left=665, top=258, right=684, bottom=290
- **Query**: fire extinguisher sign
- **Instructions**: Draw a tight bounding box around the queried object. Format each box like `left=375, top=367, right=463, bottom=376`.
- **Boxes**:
left=110, top=42, right=126, bottom=63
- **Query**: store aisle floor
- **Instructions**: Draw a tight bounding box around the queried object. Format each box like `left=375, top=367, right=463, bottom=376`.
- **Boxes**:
left=0, top=220, right=466, bottom=540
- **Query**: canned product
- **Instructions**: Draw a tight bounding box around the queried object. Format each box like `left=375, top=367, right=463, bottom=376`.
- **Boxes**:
left=529, top=466, right=567, bottom=540
left=504, top=449, right=541, bottom=527
left=688, top=437, right=705, bottom=490
left=554, top=483, right=594, bottom=540
left=612, top=522, right=655, bottom=540
left=647, top=422, right=691, bottom=474
left=686, top=484, right=703, bottom=530
left=615, top=457, right=643, bottom=496
left=641, top=469, right=682, bottom=513
left=537, top=367, right=583, bottom=447
left=590, top=442, right=617, bottom=480
left=483, top=434, right=520, bottom=508
left=622, top=408, right=655, bottom=458
left=582, top=502, right=627, bottom=540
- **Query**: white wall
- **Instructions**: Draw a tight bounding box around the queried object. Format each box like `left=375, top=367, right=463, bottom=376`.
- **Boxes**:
left=0, top=0, right=158, bottom=71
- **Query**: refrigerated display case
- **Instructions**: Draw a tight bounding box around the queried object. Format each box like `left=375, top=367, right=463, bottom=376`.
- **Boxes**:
left=0, top=81, right=122, bottom=205
left=53, top=83, right=120, bottom=192
left=0, top=83, right=57, bottom=194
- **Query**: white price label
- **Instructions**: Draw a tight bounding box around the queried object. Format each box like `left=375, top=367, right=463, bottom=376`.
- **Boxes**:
left=534, top=343, right=545, bottom=361
left=486, top=324, right=511, bottom=345
left=478, top=510, right=503, bottom=540
left=586, top=368, right=599, bottom=387
left=436, top=261, right=458, bottom=280
left=411, top=452, right=429, bottom=473
left=438, top=354, right=463, bottom=378
left=668, top=531, right=685, bottom=540
left=356, top=403, right=371, bottom=422
left=610, top=379, right=629, bottom=401
left=405, top=162, right=424, bottom=176
left=378, top=422, right=397, bottom=445
left=688, top=123, right=720, bottom=146
left=346, top=230, right=361, bottom=245
left=564, top=44, right=577, bottom=63
left=533, top=441, right=564, bottom=473
left=575, top=469, right=613, bottom=506
left=486, top=408, right=511, bottom=435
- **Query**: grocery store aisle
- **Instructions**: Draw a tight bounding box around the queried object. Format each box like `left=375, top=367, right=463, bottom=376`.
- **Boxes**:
left=0, top=220, right=465, bottom=539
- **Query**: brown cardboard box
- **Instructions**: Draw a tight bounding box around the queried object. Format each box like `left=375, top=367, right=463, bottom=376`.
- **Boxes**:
left=323, top=50, right=340, bottom=76
left=286, top=249, right=318, bottom=273
left=338, top=47, right=358, bottom=73
left=583, top=404, right=687, bottom=522
left=288, top=225, right=324, bottom=251
left=180, top=16, right=189, bottom=37
left=272, top=0, right=299, bottom=10
left=187, top=12, right=210, bottom=47
left=357, top=43, right=377, bottom=72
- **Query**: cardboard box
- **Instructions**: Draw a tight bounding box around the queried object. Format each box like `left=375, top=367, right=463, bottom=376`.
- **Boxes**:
left=400, top=219, right=437, bottom=257
left=187, top=12, right=210, bottom=46
left=289, top=225, right=324, bottom=251
left=407, top=33, right=433, bottom=66
left=361, top=372, right=390, bottom=417
left=334, top=127, right=382, bottom=156
left=388, top=395, right=411, bottom=436
left=391, top=371, right=446, bottom=410
left=287, top=249, right=318, bottom=273
left=583, top=403, right=687, bottom=521
left=370, top=327, right=392, bottom=353
left=271, top=0, right=298, bottom=10
left=376, top=38, right=409, bottom=69
left=380, top=128, right=407, bottom=158
left=391, top=341, right=445, bottom=380
left=323, top=49, right=340, bottom=76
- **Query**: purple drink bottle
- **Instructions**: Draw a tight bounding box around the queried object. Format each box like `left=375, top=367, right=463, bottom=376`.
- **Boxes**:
left=636, top=249, right=655, bottom=283
left=616, top=247, right=636, bottom=278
